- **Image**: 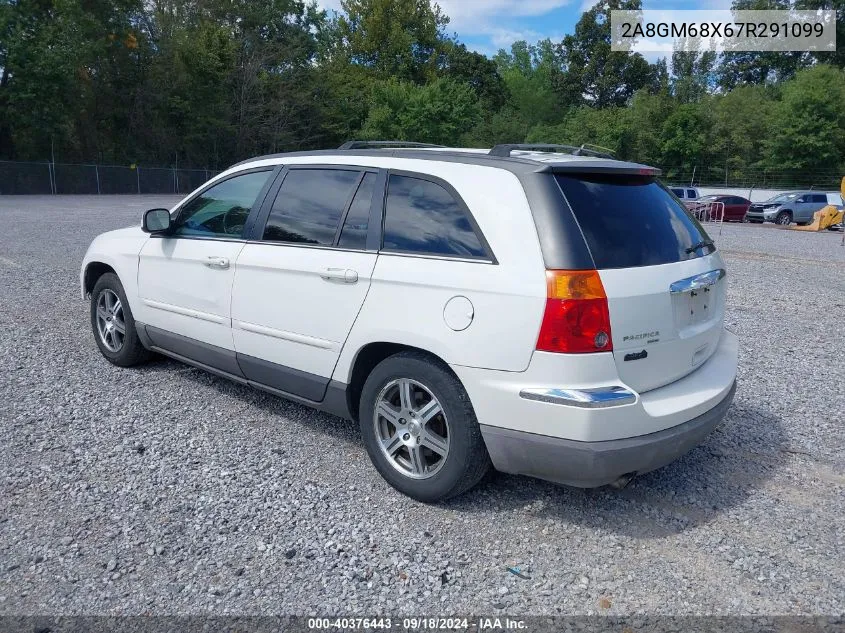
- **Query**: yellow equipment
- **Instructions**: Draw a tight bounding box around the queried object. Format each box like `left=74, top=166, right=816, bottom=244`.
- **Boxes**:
left=790, top=177, right=845, bottom=231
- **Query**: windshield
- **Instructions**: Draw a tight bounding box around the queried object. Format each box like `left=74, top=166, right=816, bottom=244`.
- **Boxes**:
left=555, top=174, right=713, bottom=269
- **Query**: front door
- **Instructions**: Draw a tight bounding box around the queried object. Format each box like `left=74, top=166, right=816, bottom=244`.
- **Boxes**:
left=231, top=166, right=382, bottom=401
left=136, top=168, right=276, bottom=365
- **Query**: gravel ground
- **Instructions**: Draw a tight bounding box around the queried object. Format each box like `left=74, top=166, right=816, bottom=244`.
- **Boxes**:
left=1, top=196, right=844, bottom=616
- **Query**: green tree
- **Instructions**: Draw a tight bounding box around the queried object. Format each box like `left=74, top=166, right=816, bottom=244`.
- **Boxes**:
left=526, top=106, right=629, bottom=154
left=796, top=0, right=845, bottom=69
left=0, top=0, right=147, bottom=162
left=709, top=85, right=776, bottom=178
left=554, top=0, right=654, bottom=108
left=618, top=90, right=674, bottom=164
left=671, top=45, right=717, bottom=103
left=765, top=64, right=845, bottom=173
left=717, top=0, right=811, bottom=89
left=660, top=103, right=711, bottom=172
left=494, top=40, right=562, bottom=127
left=360, top=77, right=481, bottom=145
left=441, top=42, right=507, bottom=110
left=335, top=0, right=449, bottom=83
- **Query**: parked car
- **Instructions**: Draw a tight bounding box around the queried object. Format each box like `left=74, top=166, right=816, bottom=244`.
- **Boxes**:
left=686, top=194, right=752, bottom=222
left=746, top=191, right=829, bottom=225
left=81, top=142, right=738, bottom=502
left=669, top=186, right=700, bottom=201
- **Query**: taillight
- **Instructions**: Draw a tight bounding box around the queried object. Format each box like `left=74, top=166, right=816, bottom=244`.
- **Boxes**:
left=536, top=270, right=613, bottom=354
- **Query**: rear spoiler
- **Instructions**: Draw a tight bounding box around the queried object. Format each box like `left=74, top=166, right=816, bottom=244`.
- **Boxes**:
left=537, top=161, right=661, bottom=177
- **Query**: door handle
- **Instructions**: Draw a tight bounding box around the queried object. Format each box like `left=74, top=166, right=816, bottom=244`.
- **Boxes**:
left=320, top=267, right=358, bottom=284
left=204, top=256, right=230, bottom=270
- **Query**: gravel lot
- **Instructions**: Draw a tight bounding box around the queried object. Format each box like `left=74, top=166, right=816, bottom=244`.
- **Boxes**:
left=1, top=195, right=844, bottom=616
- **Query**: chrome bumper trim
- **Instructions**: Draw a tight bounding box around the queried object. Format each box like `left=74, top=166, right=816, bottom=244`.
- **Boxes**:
left=519, top=386, right=637, bottom=408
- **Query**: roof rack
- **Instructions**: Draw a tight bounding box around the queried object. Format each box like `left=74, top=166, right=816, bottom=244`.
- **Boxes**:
left=338, top=140, right=446, bottom=150
left=489, top=143, right=615, bottom=159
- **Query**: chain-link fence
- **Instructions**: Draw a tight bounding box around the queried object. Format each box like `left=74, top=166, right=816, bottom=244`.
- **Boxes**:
left=0, top=160, right=220, bottom=195
left=4, top=159, right=842, bottom=195
left=663, top=166, right=844, bottom=191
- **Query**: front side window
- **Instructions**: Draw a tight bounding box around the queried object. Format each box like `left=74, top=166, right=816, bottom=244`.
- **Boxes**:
left=263, top=169, right=361, bottom=245
left=812, top=194, right=827, bottom=203
left=172, top=170, right=272, bottom=238
left=382, top=175, right=487, bottom=258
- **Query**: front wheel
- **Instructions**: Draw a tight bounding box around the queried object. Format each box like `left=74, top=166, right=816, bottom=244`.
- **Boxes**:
left=90, top=272, right=151, bottom=367
left=775, top=211, right=792, bottom=226
left=359, top=351, right=490, bottom=502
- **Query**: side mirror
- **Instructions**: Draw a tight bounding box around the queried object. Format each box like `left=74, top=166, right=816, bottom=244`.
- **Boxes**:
left=142, top=208, right=172, bottom=234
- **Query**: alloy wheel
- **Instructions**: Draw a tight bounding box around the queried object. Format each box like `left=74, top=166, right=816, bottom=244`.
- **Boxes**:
left=373, top=378, right=450, bottom=480
left=96, top=289, right=126, bottom=352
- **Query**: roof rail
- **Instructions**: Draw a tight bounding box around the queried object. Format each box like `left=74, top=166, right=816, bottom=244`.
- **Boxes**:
left=489, top=143, right=615, bottom=159
left=338, top=140, right=446, bottom=150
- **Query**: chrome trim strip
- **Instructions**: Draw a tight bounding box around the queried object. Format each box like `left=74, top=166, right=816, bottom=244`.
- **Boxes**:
left=670, top=268, right=726, bottom=294
left=233, top=319, right=339, bottom=351
left=141, top=299, right=227, bottom=325
left=519, top=386, right=637, bottom=408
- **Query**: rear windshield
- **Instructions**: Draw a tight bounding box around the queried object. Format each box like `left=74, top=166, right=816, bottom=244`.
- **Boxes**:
left=555, top=174, right=712, bottom=269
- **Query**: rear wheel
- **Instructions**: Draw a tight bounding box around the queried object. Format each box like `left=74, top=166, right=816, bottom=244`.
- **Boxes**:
left=775, top=211, right=792, bottom=226
left=359, top=351, right=490, bottom=502
left=90, top=273, right=150, bottom=367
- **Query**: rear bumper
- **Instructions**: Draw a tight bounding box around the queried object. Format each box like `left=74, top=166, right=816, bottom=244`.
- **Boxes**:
left=481, top=380, right=735, bottom=488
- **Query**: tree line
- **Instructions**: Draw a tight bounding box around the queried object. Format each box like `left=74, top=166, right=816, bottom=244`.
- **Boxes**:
left=1, top=0, right=844, bottom=185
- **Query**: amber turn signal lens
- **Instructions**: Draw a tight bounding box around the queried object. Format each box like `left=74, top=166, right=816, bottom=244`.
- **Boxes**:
left=545, top=270, right=607, bottom=300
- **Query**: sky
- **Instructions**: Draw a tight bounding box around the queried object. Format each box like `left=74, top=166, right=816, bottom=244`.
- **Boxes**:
left=316, top=0, right=734, bottom=58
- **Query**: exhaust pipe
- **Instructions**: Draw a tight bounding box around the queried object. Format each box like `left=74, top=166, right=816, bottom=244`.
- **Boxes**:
left=609, top=472, right=637, bottom=490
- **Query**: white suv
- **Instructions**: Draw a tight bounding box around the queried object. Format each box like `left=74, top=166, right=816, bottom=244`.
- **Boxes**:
left=81, top=142, right=738, bottom=501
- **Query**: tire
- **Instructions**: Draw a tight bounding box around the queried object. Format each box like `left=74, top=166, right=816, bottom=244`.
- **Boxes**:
left=359, top=351, right=491, bottom=502
left=90, top=272, right=151, bottom=367
left=775, top=211, right=792, bottom=226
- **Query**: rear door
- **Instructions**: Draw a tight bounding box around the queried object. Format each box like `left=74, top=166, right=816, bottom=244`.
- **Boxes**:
left=230, top=166, right=382, bottom=401
left=724, top=196, right=744, bottom=221
left=555, top=174, right=726, bottom=393
left=810, top=194, right=828, bottom=219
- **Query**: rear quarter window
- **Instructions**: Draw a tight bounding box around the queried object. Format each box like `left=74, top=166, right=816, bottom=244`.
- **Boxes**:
left=555, top=174, right=712, bottom=269
left=382, top=174, right=488, bottom=259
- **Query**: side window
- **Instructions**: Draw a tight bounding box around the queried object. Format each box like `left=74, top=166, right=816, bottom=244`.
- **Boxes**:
left=687, top=189, right=696, bottom=199
left=173, top=170, right=272, bottom=238
left=812, top=194, right=827, bottom=203
left=263, top=169, right=361, bottom=245
left=670, top=188, right=684, bottom=198
left=338, top=172, right=376, bottom=250
left=382, top=174, right=487, bottom=258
